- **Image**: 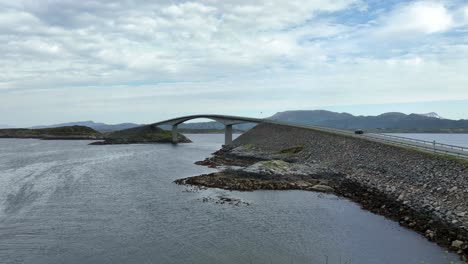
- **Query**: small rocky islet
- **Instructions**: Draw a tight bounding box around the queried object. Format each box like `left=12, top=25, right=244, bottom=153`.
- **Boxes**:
left=176, top=123, right=468, bottom=261
left=90, top=124, right=190, bottom=145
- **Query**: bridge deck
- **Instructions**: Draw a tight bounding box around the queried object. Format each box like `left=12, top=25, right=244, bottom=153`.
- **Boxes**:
left=152, top=115, right=468, bottom=159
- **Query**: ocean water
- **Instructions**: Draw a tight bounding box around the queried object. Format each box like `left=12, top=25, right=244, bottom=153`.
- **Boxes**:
left=0, top=135, right=461, bottom=264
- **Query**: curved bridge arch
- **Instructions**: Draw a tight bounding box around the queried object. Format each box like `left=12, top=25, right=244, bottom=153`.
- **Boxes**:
left=152, top=115, right=264, bottom=145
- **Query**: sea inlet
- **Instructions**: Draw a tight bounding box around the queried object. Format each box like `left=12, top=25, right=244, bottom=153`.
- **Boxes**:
left=0, top=135, right=461, bottom=264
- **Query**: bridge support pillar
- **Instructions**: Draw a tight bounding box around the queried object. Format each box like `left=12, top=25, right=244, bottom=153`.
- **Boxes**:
left=172, top=124, right=178, bottom=143
left=224, top=124, right=233, bottom=145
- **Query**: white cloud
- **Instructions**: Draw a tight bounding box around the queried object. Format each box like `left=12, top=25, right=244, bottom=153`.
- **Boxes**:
left=0, top=0, right=467, bottom=126
left=377, top=1, right=453, bottom=36
left=1, top=0, right=360, bottom=91
left=463, top=6, right=468, bottom=23
left=386, top=56, right=423, bottom=66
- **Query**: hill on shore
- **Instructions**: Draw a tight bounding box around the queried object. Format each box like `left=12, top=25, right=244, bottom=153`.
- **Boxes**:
left=0, top=126, right=103, bottom=139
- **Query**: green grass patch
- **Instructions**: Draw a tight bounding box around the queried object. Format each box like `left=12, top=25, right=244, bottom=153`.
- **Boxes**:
left=279, top=145, right=304, bottom=154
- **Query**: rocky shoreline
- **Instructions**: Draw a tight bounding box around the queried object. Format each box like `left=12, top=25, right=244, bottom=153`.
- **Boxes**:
left=175, top=123, right=468, bottom=261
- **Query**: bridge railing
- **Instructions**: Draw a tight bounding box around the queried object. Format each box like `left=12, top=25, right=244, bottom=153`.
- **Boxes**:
left=367, top=133, right=467, bottom=152
left=364, top=133, right=468, bottom=158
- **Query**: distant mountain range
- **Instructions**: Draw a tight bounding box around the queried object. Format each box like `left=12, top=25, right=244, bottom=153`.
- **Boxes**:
left=31, top=121, right=142, bottom=133
left=269, top=110, right=468, bottom=133
left=5, top=110, right=468, bottom=133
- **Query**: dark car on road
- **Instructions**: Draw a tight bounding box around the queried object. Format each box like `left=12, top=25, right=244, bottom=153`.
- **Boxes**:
left=354, top=130, right=364, bottom=134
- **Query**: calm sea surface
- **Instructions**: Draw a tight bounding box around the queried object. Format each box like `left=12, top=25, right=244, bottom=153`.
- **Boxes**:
left=0, top=135, right=461, bottom=264
left=388, top=133, right=468, bottom=148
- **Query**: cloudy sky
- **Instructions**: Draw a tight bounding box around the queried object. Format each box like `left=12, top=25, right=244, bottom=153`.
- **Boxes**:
left=1, top=0, right=468, bottom=126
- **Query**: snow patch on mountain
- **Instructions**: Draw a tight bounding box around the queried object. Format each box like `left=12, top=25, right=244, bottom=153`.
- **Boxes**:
left=416, top=112, right=444, bottom=119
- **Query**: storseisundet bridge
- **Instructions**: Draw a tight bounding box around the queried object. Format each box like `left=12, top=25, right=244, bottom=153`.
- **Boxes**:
left=152, top=115, right=263, bottom=145
left=152, top=114, right=468, bottom=159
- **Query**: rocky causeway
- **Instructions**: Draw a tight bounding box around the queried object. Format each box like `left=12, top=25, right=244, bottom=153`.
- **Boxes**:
left=176, top=123, right=468, bottom=261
